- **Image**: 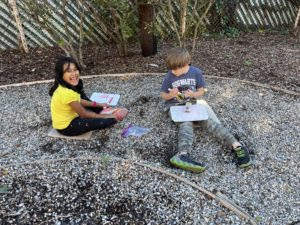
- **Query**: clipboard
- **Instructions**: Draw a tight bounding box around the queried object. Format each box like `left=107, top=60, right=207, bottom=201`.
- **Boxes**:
left=170, top=104, right=208, bottom=122
left=90, top=92, right=120, bottom=106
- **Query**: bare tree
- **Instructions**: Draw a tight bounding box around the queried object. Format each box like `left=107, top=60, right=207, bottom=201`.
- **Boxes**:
left=166, top=0, right=182, bottom=46
left=60, top=0, right=85, bottom=65
left=179, top=0, right=188, bottom=47
left=22, top=0, right=87, bottom=66
left=191, top=0, right=215, bottom=53
left=294, top=6, right=300, bottom=41
left=154, top=0, right=214, bottom=51
left=8, top=0, right=29, bottom=53
left=85, top=0, right=137, bottom=56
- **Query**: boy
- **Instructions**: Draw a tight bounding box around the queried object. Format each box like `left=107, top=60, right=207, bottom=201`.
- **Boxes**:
left=160, top=48, right=252, bottom=173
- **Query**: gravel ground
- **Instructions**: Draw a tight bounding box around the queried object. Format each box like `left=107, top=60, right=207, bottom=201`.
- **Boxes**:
left=0, top=75, right=299, bottom=224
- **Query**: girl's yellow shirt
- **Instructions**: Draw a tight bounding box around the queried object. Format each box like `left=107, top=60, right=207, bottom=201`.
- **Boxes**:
left=51, top=85, right=80, bottom=129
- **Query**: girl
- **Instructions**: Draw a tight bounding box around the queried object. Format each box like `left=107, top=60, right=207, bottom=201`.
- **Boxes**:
left=49, top=56, right=128, bottom=136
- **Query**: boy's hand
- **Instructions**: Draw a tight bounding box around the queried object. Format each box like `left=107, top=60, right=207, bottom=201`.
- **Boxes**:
left=184, top=89, right=194, bottom=98
left=168, top=88, right=179, bottom=97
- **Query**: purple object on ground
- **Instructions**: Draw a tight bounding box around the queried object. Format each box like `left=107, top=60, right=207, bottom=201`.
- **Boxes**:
left=121, top=124, right=150, bottom=137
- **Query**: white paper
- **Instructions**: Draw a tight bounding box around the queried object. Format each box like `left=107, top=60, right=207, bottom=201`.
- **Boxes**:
left=170, top=104, right=208, bottom=122
left=90, top=92, right=120, bottom=106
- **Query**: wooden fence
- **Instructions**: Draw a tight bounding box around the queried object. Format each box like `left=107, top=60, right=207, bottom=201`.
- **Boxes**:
left=0, top=0, right=298, bottom=50
left=237, top=0, right=297, bottom=28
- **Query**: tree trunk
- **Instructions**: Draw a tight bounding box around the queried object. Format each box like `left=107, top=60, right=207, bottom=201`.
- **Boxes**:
left=138, top=4, right=157, bottom=57
left=8, top=0, right=29, bottom=53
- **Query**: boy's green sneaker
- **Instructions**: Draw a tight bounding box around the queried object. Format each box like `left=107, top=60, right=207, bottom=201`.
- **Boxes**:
left=234, top=145, right=252, bottom=168
left=170, top=153, right=206, bottom=173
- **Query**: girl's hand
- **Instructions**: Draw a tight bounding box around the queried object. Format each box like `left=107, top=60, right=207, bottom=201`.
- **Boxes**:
left=100, top=103, right=109, bottom=108
left=114, top=108, right=129, bottom=121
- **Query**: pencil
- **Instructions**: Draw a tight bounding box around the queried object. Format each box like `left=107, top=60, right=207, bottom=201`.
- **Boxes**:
left=108, top=97, right=113, bottom=104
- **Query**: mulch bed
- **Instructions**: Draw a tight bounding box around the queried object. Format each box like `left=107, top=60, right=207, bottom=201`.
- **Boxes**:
left=0, top=32, right=299, bottom=93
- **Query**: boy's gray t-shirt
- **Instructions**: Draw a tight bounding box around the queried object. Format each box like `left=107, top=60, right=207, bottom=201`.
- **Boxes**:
left=160, top=66, right=206, bottom=104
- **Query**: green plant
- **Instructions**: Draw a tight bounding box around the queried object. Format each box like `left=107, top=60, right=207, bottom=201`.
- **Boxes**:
left=100, top=155, right=111, bottom=167
left=207, top=0, right=241, bottom=38
left=88, top=0, right=138, bottom=56
left=224, top=53, right=233, bottom=59
left=255, top=216, right=262, bottom=222
left=220, top=27, right=240, bottom=38
left=244, top=60, right=252, bottom=67
left=0, top=185, right=10, bottom=193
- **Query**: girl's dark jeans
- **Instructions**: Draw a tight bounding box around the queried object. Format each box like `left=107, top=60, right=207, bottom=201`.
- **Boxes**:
left=57, top=106, right=117, bottom=136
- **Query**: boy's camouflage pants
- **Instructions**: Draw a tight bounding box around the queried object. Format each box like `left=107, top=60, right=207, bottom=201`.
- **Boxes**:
left=165, top=100, right=237, bottom=154
left=177, top=119, right=237, bottom=154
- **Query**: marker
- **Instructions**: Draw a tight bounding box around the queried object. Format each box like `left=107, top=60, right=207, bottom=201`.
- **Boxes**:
left=169, top=88, right=184, bottom=100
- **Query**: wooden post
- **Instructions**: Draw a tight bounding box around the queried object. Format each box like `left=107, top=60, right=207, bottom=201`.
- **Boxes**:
left=8, top=0, right=29, bottom=53
left=138, top=4, right=157, bottom=57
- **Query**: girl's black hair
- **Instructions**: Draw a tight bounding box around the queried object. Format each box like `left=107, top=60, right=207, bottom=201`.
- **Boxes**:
left=49, top=56, right=86, bottom=97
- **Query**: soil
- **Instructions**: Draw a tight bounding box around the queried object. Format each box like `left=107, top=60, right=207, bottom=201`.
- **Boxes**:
left=0, top=32, right=299, bottom=92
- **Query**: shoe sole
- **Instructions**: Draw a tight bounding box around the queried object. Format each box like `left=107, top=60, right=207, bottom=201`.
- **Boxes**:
left=170, top=159, right=206, bottom=173
left=239, top=160, right=252, bottom=168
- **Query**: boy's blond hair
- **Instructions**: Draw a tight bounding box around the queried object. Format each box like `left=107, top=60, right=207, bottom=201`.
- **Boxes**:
left=165, top=48, right=191, bottom=70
